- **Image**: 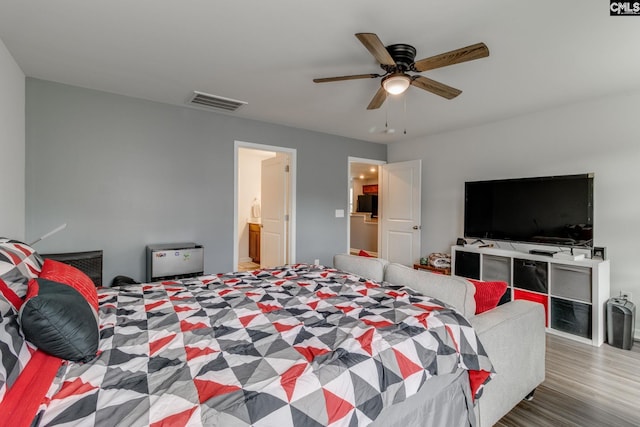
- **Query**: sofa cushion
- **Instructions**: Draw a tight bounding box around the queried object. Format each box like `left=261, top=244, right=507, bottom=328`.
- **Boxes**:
left=333, top=254, right=388, bottom=282
left=384, top=263, right=476, bottom=318
left=468, top=279, right=508, bottom=314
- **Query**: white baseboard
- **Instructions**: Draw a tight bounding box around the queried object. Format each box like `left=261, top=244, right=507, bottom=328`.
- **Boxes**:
left=239, top=257, right=252, bottom=263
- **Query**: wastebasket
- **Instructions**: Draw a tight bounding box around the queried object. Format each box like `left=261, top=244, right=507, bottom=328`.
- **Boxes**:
left=606, top=297, right=635, bottom=350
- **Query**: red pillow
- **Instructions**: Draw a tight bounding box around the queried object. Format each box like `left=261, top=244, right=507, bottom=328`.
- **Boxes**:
left=358, top=250, right=373, bottom=257
left=468, top=279, right=508, bottom=314
left=39, top=259, right=98, bottom=311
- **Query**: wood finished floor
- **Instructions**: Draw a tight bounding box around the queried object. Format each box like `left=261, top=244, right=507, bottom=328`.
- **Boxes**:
left=497, top=334, right=640, bottom=426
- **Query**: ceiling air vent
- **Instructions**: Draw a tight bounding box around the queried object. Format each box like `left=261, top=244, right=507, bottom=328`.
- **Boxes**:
left=187, top=91, right=247, bottom=112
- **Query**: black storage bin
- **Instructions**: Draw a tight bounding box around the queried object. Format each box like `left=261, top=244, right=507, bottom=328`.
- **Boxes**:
left=551, top=297, right=592, bottom=339
left=514, top=258, right=548, bottom=293
left=607, top=298, right=635, bottom=350
left=454, top=251, right=480, bottom=279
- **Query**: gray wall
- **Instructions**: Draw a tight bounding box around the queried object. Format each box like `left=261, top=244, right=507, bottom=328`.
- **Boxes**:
left=388, top=89, right=640, bottom=337
left=26, top=79, right=386, bottom=284
left=0, top=38, right=25, bottom=240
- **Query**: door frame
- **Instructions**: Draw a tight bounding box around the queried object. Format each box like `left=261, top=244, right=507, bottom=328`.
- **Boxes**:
left=234, top=140, right=297, bottom=269
left=347, top=157, right=386, bottom=256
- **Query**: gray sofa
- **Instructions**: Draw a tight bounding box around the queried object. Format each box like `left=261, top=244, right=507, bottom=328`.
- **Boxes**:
left=333, top=254, right=546, bottom=427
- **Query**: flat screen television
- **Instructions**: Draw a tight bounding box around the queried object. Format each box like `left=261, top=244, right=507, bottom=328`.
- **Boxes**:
left=464, top=173, right=594, bottom=248
left=357, top=194, right=378, bottom=217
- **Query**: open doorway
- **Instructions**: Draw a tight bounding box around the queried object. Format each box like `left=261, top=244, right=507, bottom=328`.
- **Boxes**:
left=348, top=157, right=385, bottom=258
left=234, top=141, right=296, bottom=271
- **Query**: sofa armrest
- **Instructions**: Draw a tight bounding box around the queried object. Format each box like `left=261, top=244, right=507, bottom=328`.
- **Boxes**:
left=384, top=263, right=476, bottom=318
left=332, top=254, right=389, bottom=282
left=470, top=300, right=546, bottom=427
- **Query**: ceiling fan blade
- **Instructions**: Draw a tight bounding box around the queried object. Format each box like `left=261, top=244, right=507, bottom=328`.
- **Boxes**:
left=367, top=86, right=387, bottom=110
left=413, top=42, right=489, bottom=72
left=355, top=33, right=396, bottom=66
left=313, top=73, right=380, bottom=83
left=411, top=76, right=462, bottom=99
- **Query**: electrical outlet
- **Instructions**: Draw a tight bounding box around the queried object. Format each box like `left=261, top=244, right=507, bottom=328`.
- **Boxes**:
left=620, top=290, right=633, bottom=301
left=314, top=259, right=320, bottom=265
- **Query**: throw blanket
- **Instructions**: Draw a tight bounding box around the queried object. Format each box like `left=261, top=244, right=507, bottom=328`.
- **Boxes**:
left=36, top=265, right=493, bottom=426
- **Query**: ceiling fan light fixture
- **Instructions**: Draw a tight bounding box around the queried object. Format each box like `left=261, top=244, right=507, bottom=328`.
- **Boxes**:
left=382, top=73, right=411, bottom=95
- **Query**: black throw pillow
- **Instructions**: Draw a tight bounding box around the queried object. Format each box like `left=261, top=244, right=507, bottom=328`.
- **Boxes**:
left=18, top=278, right=99, bottom=362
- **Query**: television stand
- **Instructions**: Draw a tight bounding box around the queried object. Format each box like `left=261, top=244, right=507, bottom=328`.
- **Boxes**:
left=529, top=249, right=556, bottom=257
left=451, top=245, right=610, bottom=346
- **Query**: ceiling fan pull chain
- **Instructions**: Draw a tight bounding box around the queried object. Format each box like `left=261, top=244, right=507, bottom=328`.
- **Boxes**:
left=403, top=95, right=407, bottom=135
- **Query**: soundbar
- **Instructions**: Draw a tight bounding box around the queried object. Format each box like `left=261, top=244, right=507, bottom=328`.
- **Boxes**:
left=529, top=249, right=557, bottom=257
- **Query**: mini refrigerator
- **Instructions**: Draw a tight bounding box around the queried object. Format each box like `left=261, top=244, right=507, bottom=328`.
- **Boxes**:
left=146, top=243, right=204, bottom=282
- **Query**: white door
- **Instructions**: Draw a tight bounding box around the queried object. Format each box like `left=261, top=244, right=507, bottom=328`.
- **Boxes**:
left=260, top=154, right=289, bottom=268
left=379, top=160, right=422, bottom=265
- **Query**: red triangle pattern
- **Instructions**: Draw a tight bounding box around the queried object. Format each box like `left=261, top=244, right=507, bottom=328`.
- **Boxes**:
left=445, top=325, right=459, bottom=353
left=306, top=300, right=319, bottom=310
left=180, top=320, right=208, bottom=333
left=218, top=288, right=235, bottom=296
left=150, top=406, right=198, bottom=427
left=244, top=291, right=261, bottom=297
left=412, top=303, right=445, bottom=312
left=355, top=328, right=374, bottom=355
left=323, top=388, right=354, bottom=424
left=280, top=363, right=307, bottom=402
left=316, top=291, right=336, bottom=299
left=335, top=304, right=356, bottom=314
left=361, top=318, right=393, bottom=328
left=294, top=346, right=330, bottom=363
left=194, top=379, right=241, bottom=403
left=257, top=302, right=281, bottom=313
left=392, top=348, right=423, bottom=379
left=273, top=322, right=300, bottom=333
left=468, top=369, right=492, bottom=402
left=385, top=290, right=407, bottom=299
left=149, top=333, right=176, bottom=356
left=145, top=300, right=168, bottom=312
left=185, top=346, right=218, bottom=361
left=238, top=313, right=259, bottom=327
left=174, top=305, right=194, bottom=312
left=52, top=378, right=98, bottom=400
left=415, top=312, right=429, bottom=328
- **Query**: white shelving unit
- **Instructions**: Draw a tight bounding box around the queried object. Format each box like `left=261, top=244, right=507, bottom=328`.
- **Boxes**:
left=451, top=245, right=610, bottom=346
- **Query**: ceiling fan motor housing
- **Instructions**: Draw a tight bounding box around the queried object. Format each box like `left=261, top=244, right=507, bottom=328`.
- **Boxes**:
left=383, top=44, right=417, bottom=72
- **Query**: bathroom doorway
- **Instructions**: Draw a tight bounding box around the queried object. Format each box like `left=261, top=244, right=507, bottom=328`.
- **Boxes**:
left=234, top=141, right=296, bottom=271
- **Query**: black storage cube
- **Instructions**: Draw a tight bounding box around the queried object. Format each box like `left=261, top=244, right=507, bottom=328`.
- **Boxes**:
left=514, top=258, right=548, bottom=293
left=551, top=297, right=592, bottom=339
left=455, top=251, right=480, bottom=279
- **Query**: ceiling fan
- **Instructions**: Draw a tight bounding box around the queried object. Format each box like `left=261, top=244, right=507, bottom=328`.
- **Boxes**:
left=313, top=33, right=489, bottom=110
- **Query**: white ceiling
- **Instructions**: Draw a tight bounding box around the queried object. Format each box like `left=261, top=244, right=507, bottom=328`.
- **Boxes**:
left=1, top=1, right=639, bottom=144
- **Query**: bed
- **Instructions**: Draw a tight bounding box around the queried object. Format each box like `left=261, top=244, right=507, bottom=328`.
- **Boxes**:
left=1, top=240, right=493, bottom=426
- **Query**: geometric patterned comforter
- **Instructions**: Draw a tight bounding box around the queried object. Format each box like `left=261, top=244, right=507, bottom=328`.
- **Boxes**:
left=36, top=264, right=494, bottom=426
